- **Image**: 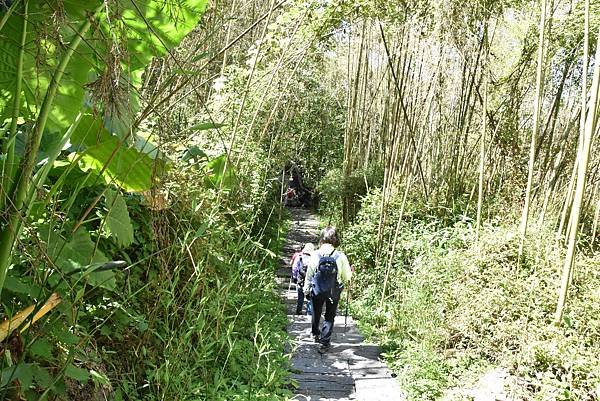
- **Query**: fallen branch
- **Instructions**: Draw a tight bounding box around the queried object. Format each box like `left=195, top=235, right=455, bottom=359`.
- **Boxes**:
left=0, top=293, right=62, bottom=342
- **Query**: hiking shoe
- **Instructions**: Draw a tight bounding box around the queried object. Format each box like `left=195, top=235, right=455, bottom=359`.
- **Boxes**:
left=313, top=335, right=320, bottom=343
left=318, top=343, right=331, bottom=354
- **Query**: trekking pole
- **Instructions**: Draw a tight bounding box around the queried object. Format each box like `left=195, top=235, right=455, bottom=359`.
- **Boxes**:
left=344, top=265, right=355, bottom=332
left=344, top=279, right=351, bottom=332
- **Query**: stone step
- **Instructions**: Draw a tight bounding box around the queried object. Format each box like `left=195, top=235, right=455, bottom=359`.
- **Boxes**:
left=354, top=377, right=404, bottom=401
left=280, top=208, right=406, bottom=401
left=292, top=372, right=354, bottom=394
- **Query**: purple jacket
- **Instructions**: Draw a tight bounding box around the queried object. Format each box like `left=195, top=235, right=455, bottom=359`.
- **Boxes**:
left=291, top=252, right=310, bottom=282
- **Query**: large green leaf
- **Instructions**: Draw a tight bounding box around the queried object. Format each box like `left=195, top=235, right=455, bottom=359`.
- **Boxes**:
left=15, top=127, right=63, bottom=164
left=30, top=338, right=54, bottom=360
left=79, top=138, right=161, bottom=192
left=42, top=227, right=115, bottom=290
left=70, top=113, right=164, bottom=192
left=69, top=114, right=112, bottom=148
left=204, top=154, right=236, bottom=190
left=0, top=363, right=35, bottom=388
left=64, top=364, right=89, bottom=383
left=0, top=0, right=208, bottom=131
left=104, top=190, right=134, bottom=247
left=0, top=2, right=97, bottom=130
left=122, top=0, right=208, bottom=73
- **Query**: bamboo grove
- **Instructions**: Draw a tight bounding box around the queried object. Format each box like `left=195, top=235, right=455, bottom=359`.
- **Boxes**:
left=320, top=0, right=600, bottom=320
left=1, top=0, right=600, bottom=399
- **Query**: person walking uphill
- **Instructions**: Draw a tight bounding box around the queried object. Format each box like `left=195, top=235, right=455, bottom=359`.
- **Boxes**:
left=292, top=243, right=315, bottom=315
left=303, top=226, right=352, bottom=353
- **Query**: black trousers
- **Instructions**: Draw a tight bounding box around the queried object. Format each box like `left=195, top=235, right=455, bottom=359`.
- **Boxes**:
left=296, top=286, right=305, bottom=314
left=310, top=292, right=340, bottom=346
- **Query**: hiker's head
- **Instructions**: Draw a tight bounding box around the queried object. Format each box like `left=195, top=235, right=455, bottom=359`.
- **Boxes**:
left=319, top=226, right=339, bottom=247
left=293, top=244, right=301, bottom=253
left=302, top=243, right=315, bottom=253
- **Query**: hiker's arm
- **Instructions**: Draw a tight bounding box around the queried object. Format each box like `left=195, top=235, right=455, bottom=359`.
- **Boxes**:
left=339, top=254, right=352, bottom=284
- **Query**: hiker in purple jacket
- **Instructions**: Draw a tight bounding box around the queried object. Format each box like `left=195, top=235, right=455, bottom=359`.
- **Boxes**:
left=291, top=243, right=315, bottom=315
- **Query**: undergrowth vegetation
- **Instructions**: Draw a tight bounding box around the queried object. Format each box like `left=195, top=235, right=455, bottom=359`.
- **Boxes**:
left=2, top=150, right=292, bottom=400
left=108, top=189, right=291, bottom=401
left=0, top=1, right=296, bottom=399
left=342, top=189, right=600, bottom=400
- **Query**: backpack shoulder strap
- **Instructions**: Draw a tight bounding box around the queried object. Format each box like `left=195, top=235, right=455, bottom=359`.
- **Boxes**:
left=328, top=249, right=340, bottom=260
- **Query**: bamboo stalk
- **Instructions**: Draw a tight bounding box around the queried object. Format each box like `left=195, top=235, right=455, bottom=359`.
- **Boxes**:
left=222, top=0, right=277, bottom=182
left=0, top=0, right=27, bottom=212
left=558, top=158, right=577, bottom=237
left=0, top=5, right=103, bottom=297
left=378, top=22, right=428, bottom=198
left=591, top=199, right=600, bottom=245
left=476, top=75, right=487, bottom=243
left=237, top=13, right=307, bottom=161
left=554, top=12, right=598, bottom=324
left=380, top=173, right=412, bottom=308
left=220, top=0, right=237, bottom=75
left=518, top=0, right=548, bottom=261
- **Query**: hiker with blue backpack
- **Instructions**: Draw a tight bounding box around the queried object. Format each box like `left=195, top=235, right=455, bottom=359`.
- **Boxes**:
left=291, top=243, right=315, bottom=315
left=303, top=226, right=352, bottom=353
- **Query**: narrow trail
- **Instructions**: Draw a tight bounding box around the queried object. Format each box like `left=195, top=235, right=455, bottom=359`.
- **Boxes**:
left=276, top=208, right=405, bottom=401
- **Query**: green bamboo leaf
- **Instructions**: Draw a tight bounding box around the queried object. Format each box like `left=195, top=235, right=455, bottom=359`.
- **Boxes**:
left=89, top=369, right=111, bottom=386
left=190, top=51, right=210, bottom=62
left=182, top=145, right=209, bottom=163
left=173, top=68, right=203, bottom=76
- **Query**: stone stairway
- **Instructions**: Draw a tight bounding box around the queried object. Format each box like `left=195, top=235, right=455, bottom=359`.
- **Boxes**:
left=278, top=208, right=405, bottom=401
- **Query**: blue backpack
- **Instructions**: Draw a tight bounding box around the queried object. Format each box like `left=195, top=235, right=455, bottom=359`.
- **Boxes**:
left=312, top=250, right=339, bottom=298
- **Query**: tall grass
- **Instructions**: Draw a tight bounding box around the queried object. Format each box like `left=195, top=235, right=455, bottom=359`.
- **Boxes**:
left=103, top=179, right=292, bottom=400
left=343, top=189, right=600, bottom=400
